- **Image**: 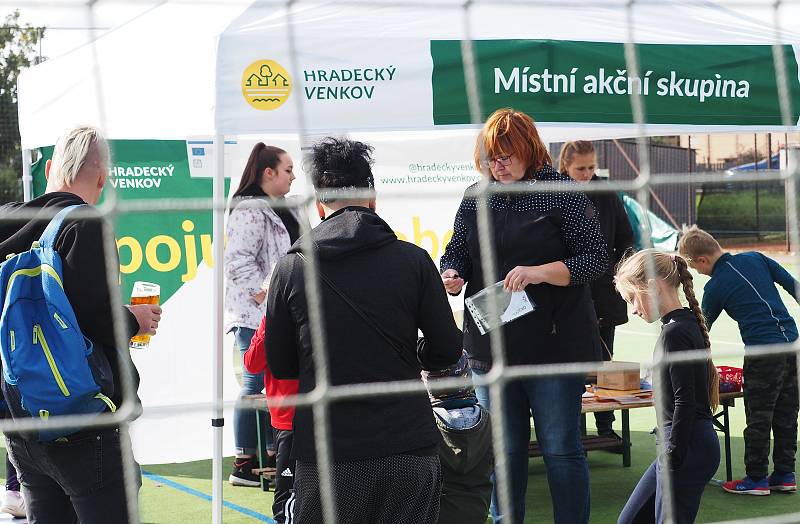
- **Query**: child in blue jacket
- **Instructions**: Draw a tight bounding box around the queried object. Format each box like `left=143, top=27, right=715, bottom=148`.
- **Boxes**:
left=679, top=226, right=798, bottom=496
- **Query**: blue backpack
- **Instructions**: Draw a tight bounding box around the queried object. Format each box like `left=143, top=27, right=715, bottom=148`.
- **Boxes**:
left=0, top=205, right=116, bottom=441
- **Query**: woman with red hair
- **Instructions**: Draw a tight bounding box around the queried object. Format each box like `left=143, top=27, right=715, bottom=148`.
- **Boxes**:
left=440, top=108, right=608, bottom=524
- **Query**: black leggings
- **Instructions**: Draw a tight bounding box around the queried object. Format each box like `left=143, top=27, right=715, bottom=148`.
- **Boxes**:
left=618, top=420, right=720, bottom=524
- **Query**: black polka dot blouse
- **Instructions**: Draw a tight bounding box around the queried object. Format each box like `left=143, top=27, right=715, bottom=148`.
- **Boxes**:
left=440, top=164, right=609, bottom=286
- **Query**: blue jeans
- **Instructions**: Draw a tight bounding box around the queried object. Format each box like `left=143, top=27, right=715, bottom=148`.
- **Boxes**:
left=618, top=420, right=720, bottom=524
left=6, top=428, right=141, bottom=523
left=232, top=327, right=272, bottom=455
left=473, top=370, right=589, bottom=524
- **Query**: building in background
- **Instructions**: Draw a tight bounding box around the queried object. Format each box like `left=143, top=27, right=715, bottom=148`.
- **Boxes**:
left=680, top=133, right=800, bottom=170
left=552, top=135, right=800, bottom=251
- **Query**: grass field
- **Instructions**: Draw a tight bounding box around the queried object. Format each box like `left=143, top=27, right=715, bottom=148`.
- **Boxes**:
left=3, top=265, right=800, bottom=523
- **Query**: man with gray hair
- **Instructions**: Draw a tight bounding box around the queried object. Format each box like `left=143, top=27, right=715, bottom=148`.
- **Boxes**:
left=0, top=126, right=160, bottom=523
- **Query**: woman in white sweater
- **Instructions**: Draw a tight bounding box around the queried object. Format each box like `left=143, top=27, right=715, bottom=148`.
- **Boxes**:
left=224, top=142, right=300, bottom=487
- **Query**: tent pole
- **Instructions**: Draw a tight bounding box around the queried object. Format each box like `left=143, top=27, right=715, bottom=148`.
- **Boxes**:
left=211, top=134, right=225, bottom=524
left=21, top=149, right=33, bottom=201
left=687, top=136, right=693, bottom=225
left=786, top=134, right=791, bottom=252
left=754, top=134, right=761, bottom=241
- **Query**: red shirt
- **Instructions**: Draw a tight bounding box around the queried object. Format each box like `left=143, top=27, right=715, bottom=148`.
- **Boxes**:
left=243, top=316, right=298, bottom=431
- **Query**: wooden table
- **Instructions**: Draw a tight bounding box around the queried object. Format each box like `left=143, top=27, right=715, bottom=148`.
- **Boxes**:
left=528, top=391, right=742, bottom=481
left=247, top=390, right=743, bottom=490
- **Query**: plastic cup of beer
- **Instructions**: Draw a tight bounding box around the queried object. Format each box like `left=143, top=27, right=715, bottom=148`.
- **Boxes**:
left=129, top=281, right=160, bottom=350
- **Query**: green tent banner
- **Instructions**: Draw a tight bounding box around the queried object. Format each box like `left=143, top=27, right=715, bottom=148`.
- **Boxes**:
left=432, top=39, right=800, bottom=126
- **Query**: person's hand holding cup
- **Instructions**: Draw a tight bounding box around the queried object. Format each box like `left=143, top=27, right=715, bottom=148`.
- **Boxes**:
left=127, top=281, right=162, bottom=350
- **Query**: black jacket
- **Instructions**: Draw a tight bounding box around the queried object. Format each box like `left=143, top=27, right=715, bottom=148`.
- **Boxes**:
left=265, top=207, right=463, bottom=462
left=0, top=192, right=140, bottom=408
left=585, top=175, right=635, bottom=327
left=440, top=167, right=607, bottom=368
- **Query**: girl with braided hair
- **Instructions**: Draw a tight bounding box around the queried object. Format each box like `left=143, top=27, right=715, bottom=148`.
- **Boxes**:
left=615, top=249, right=720, bottom=524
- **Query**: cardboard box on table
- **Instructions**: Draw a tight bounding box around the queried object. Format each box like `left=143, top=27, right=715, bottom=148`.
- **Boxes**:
left=597, top=361, right=640, bottom=391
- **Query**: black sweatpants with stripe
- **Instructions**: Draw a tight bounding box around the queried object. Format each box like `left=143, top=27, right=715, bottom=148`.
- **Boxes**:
left=272, top=429, right=295, bottom=523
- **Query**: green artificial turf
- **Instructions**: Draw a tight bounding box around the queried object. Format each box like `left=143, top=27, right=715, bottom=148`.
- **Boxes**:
left=140, top=457, right=274, bottom=523
left=4, top=426, right=797, bottom=523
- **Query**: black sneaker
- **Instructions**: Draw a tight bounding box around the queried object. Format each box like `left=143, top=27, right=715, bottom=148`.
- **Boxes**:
left=229, top=458, right=261, bottom=487
left=598, top=429, right=625, bottom=454
left=598, top=428, right=623, bottom=440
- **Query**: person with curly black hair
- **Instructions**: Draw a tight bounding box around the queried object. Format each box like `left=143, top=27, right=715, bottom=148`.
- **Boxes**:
left=264, top=137, right=463, bottom=523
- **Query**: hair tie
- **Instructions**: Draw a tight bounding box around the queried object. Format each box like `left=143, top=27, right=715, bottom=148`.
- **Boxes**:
left=670, top=253, right=677, bottom=262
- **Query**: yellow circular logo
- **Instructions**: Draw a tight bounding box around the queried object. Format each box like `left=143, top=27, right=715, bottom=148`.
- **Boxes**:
left=241, top=60, right=292, bottom=111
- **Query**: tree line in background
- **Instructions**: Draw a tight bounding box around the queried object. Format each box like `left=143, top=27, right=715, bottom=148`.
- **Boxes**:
left=1, top=11, right=43, bottom=204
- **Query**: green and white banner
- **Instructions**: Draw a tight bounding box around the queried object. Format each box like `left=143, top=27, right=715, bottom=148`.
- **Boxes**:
left=33, top=140, right=220, bottom=304
left=216, top=37, right=800, bottom=134
left=431, top=40, right=800, bottom=126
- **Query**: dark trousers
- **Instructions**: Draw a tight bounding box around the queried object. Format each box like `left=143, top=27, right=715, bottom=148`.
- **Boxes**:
left=743, top=352, right=799, bottom=479
left=272, top=428, right=295, bottom=523
left=595, top=325, right=617, bottom=433
left=618, top=420, right=720, bottom=524
left=5, top=453, right=20, bottom=492
left=6, top=427, right=141, bottom=524
left=294, top=453, right=441, bottom=523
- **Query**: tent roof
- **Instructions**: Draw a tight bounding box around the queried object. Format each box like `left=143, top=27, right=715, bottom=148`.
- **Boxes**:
left=18, top=2, right=246, bottom=149
left=18, top=0, right=800, bottom=149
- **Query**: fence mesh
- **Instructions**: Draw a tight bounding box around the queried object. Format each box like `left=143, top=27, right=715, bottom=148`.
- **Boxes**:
left=1, top=1, right=800, bottom=523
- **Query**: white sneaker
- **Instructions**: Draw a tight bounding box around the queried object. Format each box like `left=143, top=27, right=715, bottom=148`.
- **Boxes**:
left=0, top=490, right=26, bottom=518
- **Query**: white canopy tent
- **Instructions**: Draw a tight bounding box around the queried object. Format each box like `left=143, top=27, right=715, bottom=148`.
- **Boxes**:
left=16, top=1, right=800, bottom=521
left=19, top=0, right=800, bottom=149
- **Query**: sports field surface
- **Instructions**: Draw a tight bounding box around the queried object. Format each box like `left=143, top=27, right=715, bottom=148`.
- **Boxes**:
left=3, top=264, right=800, bottom=523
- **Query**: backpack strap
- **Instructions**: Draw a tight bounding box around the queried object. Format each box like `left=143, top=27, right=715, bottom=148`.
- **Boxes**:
left=38, top=205, right=87, bottom=249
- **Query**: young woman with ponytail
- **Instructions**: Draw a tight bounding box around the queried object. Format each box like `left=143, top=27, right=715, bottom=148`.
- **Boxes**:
left=224, top=143, right=301, bottom=489
left=614, top=249, right=720, bottom=524
left=559, top=140, right=635, bottom=441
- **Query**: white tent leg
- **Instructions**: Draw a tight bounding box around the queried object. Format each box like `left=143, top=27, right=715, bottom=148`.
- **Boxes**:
left=211, top=134, right=226, bottom=524
left=21, top=149, right=32, bottom=201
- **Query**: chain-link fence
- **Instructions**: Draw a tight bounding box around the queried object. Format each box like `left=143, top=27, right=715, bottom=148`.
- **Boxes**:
left=3, top=1, right=800, bottom=523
